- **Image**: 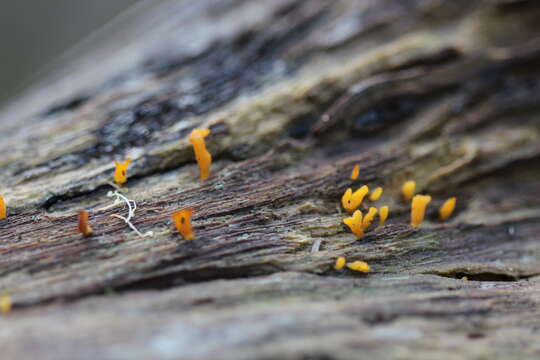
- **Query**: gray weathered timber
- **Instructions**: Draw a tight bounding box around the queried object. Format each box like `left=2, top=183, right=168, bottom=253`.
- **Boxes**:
left=1, top=0, right=540, bottom=359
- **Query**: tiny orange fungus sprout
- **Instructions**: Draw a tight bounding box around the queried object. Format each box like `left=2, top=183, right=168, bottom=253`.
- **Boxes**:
left=78, top=211, right=93, bottom=236
left=362, top=207, right=378, bottom=230
left=334, top=256, right=346, bottom=270
left=172, top=209, right=195, bottom=240
left=378, top=206, right=389, bottom=227
left=439, top=197, right=457, bottom=220
left=411, top=194, right=432, bottom=227
left=343, top=210, right=364, bottom=238
left=347, top=260, right=370, bottom=273
left=461, top=276, right=468, bottom=281
left=341, top=185, right=369, bottom=212
left=350, top=164, right=360, bottom=180
left=369, top=186, right=383, bottom=201
left=0, top=195, right=5, bottom=219
left=402, top=180, right=416, bottom=202
left=0, top=295, right=11, bottom=313
left=114, top=157, right=132, bottom=185
left=189, top=128, right=212, bottom=180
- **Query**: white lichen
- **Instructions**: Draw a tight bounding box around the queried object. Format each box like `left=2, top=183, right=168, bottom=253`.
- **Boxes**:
left=105, top=190, right=153, bottom=238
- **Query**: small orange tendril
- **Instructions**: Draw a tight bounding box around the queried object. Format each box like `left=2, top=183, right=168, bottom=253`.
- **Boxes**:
left=334, top=256, right=346, bottom=270
left=343, top=210, right=364, bottom=238
left=362, top=207, right=378, bottom=230
left=439, top=197, right=457, bottom=220
left=369, top=187, right=383, bottom=201
left=0, top=195, right=5, bottom=219
left=347, top=260, right=370, bottom=273
left=114, top=157, right=132, bottom=185
left=402, top=180, right=416, bottom=202
left=341, top=185, right=369, bottom=213
left=189, top=128, right=212, bottom=180
left=378, top=206, right=389, bottom=227
left=172, top=209, right=195, bottom=240
left=78, top=211, right=93, bottom=236
left=350, top=164, right=360, bottom=180
left=411, top=194, right=432, bottom=227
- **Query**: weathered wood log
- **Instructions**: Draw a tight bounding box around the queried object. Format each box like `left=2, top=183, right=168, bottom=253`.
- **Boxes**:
left=1, top=0, right=540, bottom=358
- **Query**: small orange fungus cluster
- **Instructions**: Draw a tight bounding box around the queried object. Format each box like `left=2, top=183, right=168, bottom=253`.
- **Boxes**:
left=189, top=128, right=212, bottom=180
left=334, top=256, right=346, bottom=270
left=78, top=211, right=93, bottom=236
left=341, top=186, right=369, bottom=213
left=439, top=197, right=457, bottom=220
left=0, top=195, right=6, bottom=220
left=401, top=181, right=457, bottom=227
left=172, top=209, right=195, bottom=240
left=334, top=257, right=370, bottom=273
left=341, top=166, right=390, bottom=239
left=0, top=295, right=11, bottom=313
left=114, top=157, right=132, bottom=185
left=402, top=180, right=416, bottom=202
left=411, top=195, right=432, bottom=227
left=350, top=164, right=360, bottom=180
left=369, top=187, right=383, bottom=201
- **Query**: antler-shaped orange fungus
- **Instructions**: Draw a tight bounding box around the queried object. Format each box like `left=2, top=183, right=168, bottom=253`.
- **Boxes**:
left=188, top=128, right=212, bottom=180
left=341, top=185, right=369, bottom=212
left=350, top=164, right=360, bottom=180
left=334, top=256, right=346, bottom=270
left=369, top=186, right=383, bottom=201
left=402, top=180, right=416, bottom=202
left=439, top=197, right=457, bottom=220
left=0, top=195, right=5, bottom=219
left=343, top=210, right=364, bottom=238
left=362, top=207, right=378, bottom=230
left=114, top=157, right=132, bottom=185
left=172, top=209, right=195, bottom=240
left=378, top=206, right=389, bottom=227
left=347, top=260, right=370, bottom=273
left=411, top=194, right=432, bottom=227
left=78, top=211, right=93, bottom=236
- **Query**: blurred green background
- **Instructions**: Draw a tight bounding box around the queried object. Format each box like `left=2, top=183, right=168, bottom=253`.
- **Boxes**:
left=0, top=0, right=138, bottom=106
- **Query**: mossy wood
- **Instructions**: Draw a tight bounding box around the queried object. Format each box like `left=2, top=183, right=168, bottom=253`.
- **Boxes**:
left=1, top=1, right=540, bottom=359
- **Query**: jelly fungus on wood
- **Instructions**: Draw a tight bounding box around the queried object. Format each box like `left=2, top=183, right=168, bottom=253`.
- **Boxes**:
left=0, top=195, right=5, bottom=219
left=341, top=185, right=369, bottom=213
left=0, top=295, right=11, bottom=313
left=362, top=207, right=378, bottom=230
left=343, top=210, right=364, bottom=238
left=378, top=206, right=389, bottom=227
left=334, top=256, right=346, bottom=270
left=350, top=164, right=360, bottom=180
left=402, top=180, right=416, bottom=202
left=439, top=197, right=457, bottom=220
left=411, top=194, right=432, bottom=227
left=172, top=209, right=195, bottom=240
left=369, top=187, right=383, bottom=201
left=188, top=128, right=212, bottom=180
left=347, top=260, right=370, bottom=273
left=114, top=157, right=132, bottom=185
left=77, top=211, right=93, bottom=236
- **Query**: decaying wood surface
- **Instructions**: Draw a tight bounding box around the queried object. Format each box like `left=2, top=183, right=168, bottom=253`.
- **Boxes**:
left=1, top=0, right=540, bottom=359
